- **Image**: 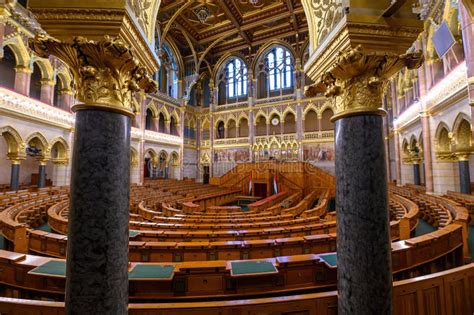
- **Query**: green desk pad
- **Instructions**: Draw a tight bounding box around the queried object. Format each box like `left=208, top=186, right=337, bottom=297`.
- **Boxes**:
left=129, top=230, right=141, bottom=238
left=29, top=260, right=66, bottom=277
left=128, top=264, right=175, bottom=280
left=319, top=253, right=337, bottom=267
left=230, top=260, right=277, bottom=277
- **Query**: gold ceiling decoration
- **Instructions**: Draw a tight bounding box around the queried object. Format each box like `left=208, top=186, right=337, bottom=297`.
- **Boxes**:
left=157, top=0, right=307, bottom=60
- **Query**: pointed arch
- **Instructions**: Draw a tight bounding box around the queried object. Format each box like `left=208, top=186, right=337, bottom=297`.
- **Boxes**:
left=25, top=132, right=49, bottom=151
left=303, top=103, right=319, bottom=118
left=159, top=106, right=171, bottom=121
left=169, top=151, right=180, bottom=166
left=435, top=122, right=452, bottom=154
left=225, top=114, right=238, bottom=128
left=252, top=40, right=297, bottom=72
left=282, top=107, right=296, bottom=121
left=213, top=52, right=249, bottom=82
left=145, top=148, right=158, bottom=159
left=130, top=147, right=138, bottom=167
left=268, top=109, right=282, bottom=123
left=49, top=137, right=69, bottom=161
left=3, top=35, right=31, bottom=67
left=253, top=110, right=268, bottom=125
left=452, top=114, right=472, bottom=150
left=31, top=56, right=55, bottom=81
left=0, top=126, right=25, bottom=155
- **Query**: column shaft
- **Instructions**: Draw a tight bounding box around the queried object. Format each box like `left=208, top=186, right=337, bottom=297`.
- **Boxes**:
left=335, top=115, right=392, bottom=315
left=14, top=69, right=31, bottom=95
left=413, top=163, right=421, bottom=186
left=66, top=109, right=130, bottom=314
left=10, top=163, right=20, bottom=191
left=421, top=115, right=434, bottom=192
left=38, top=164, right=46, bottom=188
left=459, top=160, right=472, bottom=194
left=394, top=132, right=402, bottom=185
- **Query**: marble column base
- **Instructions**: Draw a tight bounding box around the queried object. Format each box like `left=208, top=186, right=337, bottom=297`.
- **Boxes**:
left=335, top=115, right=392, bottom=315
left=10, top=164, right=20, bottom=191
left=459, top=160, right=471, bottom=194
left=66, top=109, right=130, bottom=315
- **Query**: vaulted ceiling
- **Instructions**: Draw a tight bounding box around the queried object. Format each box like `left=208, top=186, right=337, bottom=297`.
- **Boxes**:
left=157, top=0, right=308, bottom=69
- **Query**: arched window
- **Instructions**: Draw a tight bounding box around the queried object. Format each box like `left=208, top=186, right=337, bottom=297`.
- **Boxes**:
left=256, top=46, right=295, bottom=98
left=266, top=47, right=293, bottom=91
left=217, top=58, right=248, bottom=104
left=156, top=43, right=179, bottom=98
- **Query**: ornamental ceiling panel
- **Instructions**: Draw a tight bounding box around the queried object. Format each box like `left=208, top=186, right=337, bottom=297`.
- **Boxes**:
left=157, top=0, right=308, bottom=61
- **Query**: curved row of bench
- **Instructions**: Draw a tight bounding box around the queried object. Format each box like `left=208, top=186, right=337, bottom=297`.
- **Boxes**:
left=1, top=262, right=472, bottom=315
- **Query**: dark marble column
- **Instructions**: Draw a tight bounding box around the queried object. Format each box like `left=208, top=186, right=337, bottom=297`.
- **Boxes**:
left=38, top=163, right=46, bottom=188
left=335, top=115, right=392, bottom=315
left=10, top=162, right=20, bottom=191
left=66, top=109, right=130, bottom=314
left=413, top=163, right=421, bottom=186
left=458, top=159, right=471, bottom=194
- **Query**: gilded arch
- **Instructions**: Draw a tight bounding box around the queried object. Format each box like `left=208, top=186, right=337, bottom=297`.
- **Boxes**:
left=3, top=35, right=31, bottom=67
left=0, top=126, right=25, bottom=158
left=452, top=114, right=472, bottom=151
left=49, top=137, right=69, bottom=162
left=31, top=56, right=55, bottom=81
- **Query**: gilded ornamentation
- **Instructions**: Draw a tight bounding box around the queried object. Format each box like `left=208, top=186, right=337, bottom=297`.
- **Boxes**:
left=303, top=0, right=343, bottom=51
left=29, top=34, right=157, bottom=117
left=128, top=0, right=152, bottom=32
left=307, top=45, right=424, bottom=121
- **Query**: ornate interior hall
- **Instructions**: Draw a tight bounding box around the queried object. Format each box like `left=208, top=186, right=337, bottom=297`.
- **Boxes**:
left=0, top=0, right=473, bottom=314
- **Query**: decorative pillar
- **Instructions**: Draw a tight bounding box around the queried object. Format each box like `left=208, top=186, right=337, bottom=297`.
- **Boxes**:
left=310, top=46, right=423, bottom=315
left=9, top=160, right=21, bottom=191
left=57, top=90, right=74, bottom=111
left=0, top=14, right=5, bottom=59
left=40, top=79, right=55, bottom=105
left=393, top=130, right=402, bottom=185
left=164, top=119, right=171, bottom=134
left=280, top=120, right=284, bottom=134
left=266, top=122, right=270, bottom=136
left=224, top=126, right=228, bottom=139
left=138, top=139, right=145, bottom=185
left=460, top=1, right=474, bottom=141
left=51, top=161, right=69, bottom=187
left=296, top=104, right=303, bottom=141
left=14, top=66, right=32, bottom=95
left=236, top=125, right=240, bottom=138
left=457, top=153, right=472, bottom=194
left=30, top=35, right=156, bottom=314
left=152, top=117, right=159, bottom=132
left=420, top=113, right=434, bottom=192
left=37, top=160, right=47, bottom=188
left=413, top=161, right=421, bottom=186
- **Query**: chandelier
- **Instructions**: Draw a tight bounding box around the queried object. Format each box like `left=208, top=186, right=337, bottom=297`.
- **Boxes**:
left=194, top=7, right=211, bottom=24
left=249, top=0, right=259, bottom=4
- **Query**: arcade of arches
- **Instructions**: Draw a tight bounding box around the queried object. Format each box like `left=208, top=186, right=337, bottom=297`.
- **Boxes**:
left=0, top=0, right=474, bottom=314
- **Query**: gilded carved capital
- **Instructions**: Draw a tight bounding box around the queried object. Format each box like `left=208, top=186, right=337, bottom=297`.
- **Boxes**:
left=29, top=34, right=157, bottom=117
left=306, top=45, right=424, bottom=121
left=455, top=152, right=471, bottom=162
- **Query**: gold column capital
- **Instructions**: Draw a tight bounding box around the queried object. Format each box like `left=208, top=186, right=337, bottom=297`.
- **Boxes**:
left=306, top=45, right=424, bottom=121
left=29, top=34, right=157, bottom=117
left=15, top=65, right=32, bottom=74
left=455, top=151, right=472, bottom=161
